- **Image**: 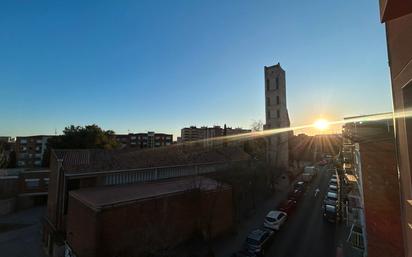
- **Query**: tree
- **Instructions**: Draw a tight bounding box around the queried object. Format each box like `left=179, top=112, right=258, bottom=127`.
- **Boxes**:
left=251, top=120, right=264, bottom=132
left=42, top=124, right=119, bottom=167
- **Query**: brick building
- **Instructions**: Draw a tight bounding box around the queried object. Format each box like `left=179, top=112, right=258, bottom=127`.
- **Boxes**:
left=115, top=132, right=172, bottom=148
left=379, top=1, right=412, bottom=256
left=343, top=116, right=403, bottom=256
left=65, top=177, right=233, bottom=257
left=0, top=168, right=49, bottom=215
left=15, top=135, right=55, bottom=168
left=42, top=145, right=250, bottom=257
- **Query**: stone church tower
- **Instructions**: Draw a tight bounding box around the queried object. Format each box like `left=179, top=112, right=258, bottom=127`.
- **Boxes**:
left=263, top=63, right=290, bottom=169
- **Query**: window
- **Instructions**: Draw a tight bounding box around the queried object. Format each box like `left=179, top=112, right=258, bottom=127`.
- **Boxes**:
left=277, top=95, right=280, bottom=105
left=266, top=79, right=270, bottom=91
left=403, top=82, right=412, bottom=186
left=25, top=178, right=40, bottom=189
left=267, top=110, right=270, bottom=119
left=266, top=97, right=270, bottom=105
left=43, top=178, right=49, bottom=189
left=277, top=110, right=280, bottom=118
left=276, top=77, right=279, bottom=90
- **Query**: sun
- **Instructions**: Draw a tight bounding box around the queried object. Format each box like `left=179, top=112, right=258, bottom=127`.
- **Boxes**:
left=314, top=119, right=329, bottom=130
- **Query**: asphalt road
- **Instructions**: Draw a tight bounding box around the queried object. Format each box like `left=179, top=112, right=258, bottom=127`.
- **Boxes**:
left=266, top=165, right=343, bottom=257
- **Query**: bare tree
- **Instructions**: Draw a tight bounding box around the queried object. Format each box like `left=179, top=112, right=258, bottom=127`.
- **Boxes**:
left=251, top=120, right=264, bottom=132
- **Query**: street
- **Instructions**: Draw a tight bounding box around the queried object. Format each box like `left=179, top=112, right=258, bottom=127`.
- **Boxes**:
left=215, top=165, right=345, bottom=257
left=267, top=165, right=344, bottom=257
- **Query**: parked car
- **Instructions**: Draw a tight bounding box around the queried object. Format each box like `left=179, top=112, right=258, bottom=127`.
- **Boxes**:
left=323, top=204, right=339, bottom=223
left=324, top=191, right=339, bottom=206
left=303, top=166, right=318, bottom=178
left=294, top=181, right=306, bottom=191
left=264, top=210, right=287, bottom=230
left=329, top=178, right=339, bottom=186
left=289, top=188, right=304, bottom=200
left=244, top=228, right=274, bottom=256
left=328, top=184, right=338, bottom=193
left=278, top=199, right=297, bottom=215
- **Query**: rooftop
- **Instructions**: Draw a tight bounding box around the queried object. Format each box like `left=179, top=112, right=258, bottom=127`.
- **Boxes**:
left=69, top=176, right=229, bottom=211
left=53, top=144, right=250, bottom=174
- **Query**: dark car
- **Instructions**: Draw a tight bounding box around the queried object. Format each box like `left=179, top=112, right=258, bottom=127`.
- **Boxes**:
left=244, top=228, right=274, bottom=256
left=278, top=199, right=297, bottom=215
left=289, top=188, right=304, bottom=200
left=293, top=181, right=306, bottom=191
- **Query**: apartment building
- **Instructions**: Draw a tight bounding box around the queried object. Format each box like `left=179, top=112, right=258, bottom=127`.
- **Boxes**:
left=180, top=125, right=251, bottom=142
left=380, top=1, right=412, bottom=256
left=115, top=132, right=172, bottom=148
left=343, top=116, right=403, bottom=257
left=15, top=135, right=54, bottom=168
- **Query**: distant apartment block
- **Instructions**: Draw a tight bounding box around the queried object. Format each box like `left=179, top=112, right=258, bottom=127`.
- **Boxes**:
left=115, top=132, right=173, bottom=148
left=0, top=136, right=14, bottom=143
left=15, top=135, right=54, bottom=168
left=180, top=125, right=251, bottom=142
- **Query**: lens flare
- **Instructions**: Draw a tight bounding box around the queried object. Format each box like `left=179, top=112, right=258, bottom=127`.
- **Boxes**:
left=314, top=119, right=329, bottom=130
left=166, top=108, right=412, bottom=148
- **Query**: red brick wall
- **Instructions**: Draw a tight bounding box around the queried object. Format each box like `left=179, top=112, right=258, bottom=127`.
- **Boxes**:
left=67, top=186, right=233, bottom=257
left=46, top=155, right=59, bottom=226
left=200, top=188, right=233, bottom=238
left=66, top=195, right=98, bottom=257
left=360, top=142, right=404, bottom=257
left=385, top=11, right=412, bottom=257
left=96, top=192, right=201, bottom=257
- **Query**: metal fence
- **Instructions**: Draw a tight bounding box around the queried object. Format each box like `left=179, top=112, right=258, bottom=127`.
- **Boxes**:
left=96, top=161, right=243, bottom=186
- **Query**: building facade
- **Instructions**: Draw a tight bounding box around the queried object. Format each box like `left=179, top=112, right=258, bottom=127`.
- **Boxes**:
left=65, top=177, right=233, bottom=257
left=180, top=125, right=251, bottom=143
left=0, top=168, right=49, bottom=215
left=115, top=132, right=173, bottom=149
left=42, top=147, right=250, bottom=257
left=15, top=135, right=54, bottom=168
left=264, top=63, right=290, bottom=169
left=343, top=115, right=404, bottom=257
left=380, top=2, right=412, bottom=256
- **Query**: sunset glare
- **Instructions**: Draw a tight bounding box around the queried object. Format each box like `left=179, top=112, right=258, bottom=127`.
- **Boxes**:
left=314, top=119, right=329, bottom=131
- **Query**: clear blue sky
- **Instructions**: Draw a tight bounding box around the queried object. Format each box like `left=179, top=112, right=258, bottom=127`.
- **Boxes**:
left=0, top=0, right=391, bottom=138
